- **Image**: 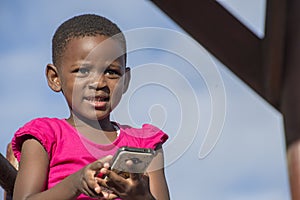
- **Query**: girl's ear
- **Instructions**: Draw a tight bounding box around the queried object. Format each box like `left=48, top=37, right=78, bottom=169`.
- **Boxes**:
left=123, top=67, right=131, bottom=94
left=46, top=64, right=62, bottom=92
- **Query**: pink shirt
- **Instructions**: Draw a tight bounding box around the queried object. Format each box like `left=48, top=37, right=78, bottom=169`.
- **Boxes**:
left=12, top=117, right=168, bottom=200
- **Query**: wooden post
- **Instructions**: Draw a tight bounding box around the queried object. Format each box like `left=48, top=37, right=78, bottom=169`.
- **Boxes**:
left=0, top=152, right=17, bottom=196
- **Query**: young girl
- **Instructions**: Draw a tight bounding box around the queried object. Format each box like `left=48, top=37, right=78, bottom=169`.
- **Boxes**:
left=11, top=14, right=170, bottom=200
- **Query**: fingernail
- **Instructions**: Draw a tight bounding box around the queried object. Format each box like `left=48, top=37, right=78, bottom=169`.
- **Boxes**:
left=103, top=192, right=109, bottom=198
left=104, top=162, right=110, bottom=168
left=100, top=168, right=108, bottom=174
left=107, top=155, right=113, bottom=159
left=95, top=186, right=101, bottom=193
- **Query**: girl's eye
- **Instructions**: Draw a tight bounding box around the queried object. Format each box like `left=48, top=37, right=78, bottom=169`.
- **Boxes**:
left=104, top=69, right=121, bottom=78
left=78, top=68, right=90, bottom=75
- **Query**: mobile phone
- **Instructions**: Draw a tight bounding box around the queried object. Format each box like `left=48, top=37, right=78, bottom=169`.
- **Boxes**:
left=109, top=146, right=156, bottom=178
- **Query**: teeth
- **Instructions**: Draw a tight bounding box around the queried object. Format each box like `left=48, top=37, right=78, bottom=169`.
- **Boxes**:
left=87, top=97, right=107, bottom=101
left=94, top=97, right=103, bottom=101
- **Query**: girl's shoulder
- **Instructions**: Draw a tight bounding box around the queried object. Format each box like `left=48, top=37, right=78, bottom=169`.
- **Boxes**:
left=16, top=117, right=73, bottom=133
left=12, top=117, right=71, bottom=161
left=118, top=123, right=164, bottom=136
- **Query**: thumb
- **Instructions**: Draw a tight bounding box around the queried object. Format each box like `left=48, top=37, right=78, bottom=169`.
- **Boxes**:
left=99, top=155, right=113, bottom=164
left=90, top=155, right=113, bottom=171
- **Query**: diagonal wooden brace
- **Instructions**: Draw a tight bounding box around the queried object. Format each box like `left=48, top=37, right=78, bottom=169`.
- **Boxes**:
left=0, top=153, right=17, bottom=195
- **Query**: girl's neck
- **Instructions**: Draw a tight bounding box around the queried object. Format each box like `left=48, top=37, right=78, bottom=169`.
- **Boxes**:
left=66, top=114, right=118, bottom=144
left=67, top=114, right=114, bottom=130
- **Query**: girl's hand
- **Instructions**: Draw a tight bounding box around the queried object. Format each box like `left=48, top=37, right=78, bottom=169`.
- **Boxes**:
left=72, top=155, right=117, bottom=199
left=98, top=168, right=156, bottom=200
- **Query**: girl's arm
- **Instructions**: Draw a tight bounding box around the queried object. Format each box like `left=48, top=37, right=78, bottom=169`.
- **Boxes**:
left=13, top=137, right=110, bottom=200
left=147, top=146, right=170, bottom=200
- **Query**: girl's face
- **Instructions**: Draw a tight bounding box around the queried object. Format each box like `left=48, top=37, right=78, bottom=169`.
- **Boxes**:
left=57, top=35, right=129, bottom=121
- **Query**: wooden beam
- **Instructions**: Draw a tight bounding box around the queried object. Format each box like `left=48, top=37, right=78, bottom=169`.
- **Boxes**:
left=151, top=0, right=264, bottom=96
left=281, top=0, right=300, bottom=146
left=0, top=153, right=17, bottom=195
left=262, top=0, right=287, bottom=108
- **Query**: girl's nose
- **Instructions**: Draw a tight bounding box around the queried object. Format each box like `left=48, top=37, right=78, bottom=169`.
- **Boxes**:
left=88, top=74, right=107, bottom=89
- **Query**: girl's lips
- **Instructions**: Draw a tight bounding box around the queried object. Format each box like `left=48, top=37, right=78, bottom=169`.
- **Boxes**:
left=84, top=96, right=109, bottom=108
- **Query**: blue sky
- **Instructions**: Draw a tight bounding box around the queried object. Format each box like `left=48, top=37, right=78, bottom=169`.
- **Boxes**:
left=0, top=0, right=291, bottom=199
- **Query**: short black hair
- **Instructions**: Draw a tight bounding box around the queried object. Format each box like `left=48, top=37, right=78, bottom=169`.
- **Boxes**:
left=52, top=14, right=126, bottom=66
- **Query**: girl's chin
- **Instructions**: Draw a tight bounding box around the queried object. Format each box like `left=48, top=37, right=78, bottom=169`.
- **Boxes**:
left=71, top=112, right=111, bottom=122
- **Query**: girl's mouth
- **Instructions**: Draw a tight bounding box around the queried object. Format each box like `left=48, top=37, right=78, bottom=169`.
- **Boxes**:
left=84, top=96, right=109, bottom=108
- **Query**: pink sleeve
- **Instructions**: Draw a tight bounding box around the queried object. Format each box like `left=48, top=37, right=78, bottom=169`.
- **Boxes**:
left=120, top=124, right=169, bottom=150
left=141, top=124, right=168, bottom=149
left=11, top=118, right=55, bottom=161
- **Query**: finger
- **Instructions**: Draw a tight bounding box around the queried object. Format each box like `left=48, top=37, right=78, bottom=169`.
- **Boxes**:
left=95, top=167, right=110, bottom=180
left=125, top=159, right=142, bottom=181
left=91, top=158, right=113, bottom=179
left=95, top=169, right=116, bottom=194
left=96, top=172, right=105, bottom=179
left=95, top=179, right=119, bottom=200
left=90, top=155, right=113, bottom=171
left=95, top=174, right=109, bottom=189
left=89, top=160, right=104, bottom=172
left=103, top=192, right=119, bottom=200
left=99, top=155, right=113, bottom=165
left=82, top=179, right=102, bottom=197
left=105, top=170, right=127, bottom=191
left=130, top=172, right=142, bottom=181
left=83, top=171, right=105, bottom=196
